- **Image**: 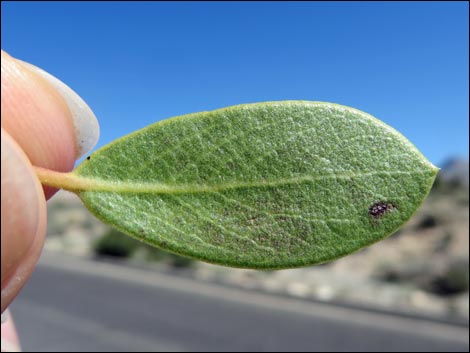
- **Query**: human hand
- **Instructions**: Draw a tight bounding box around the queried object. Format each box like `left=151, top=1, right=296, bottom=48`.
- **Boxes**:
left=1, top=50, right=99, bottom=313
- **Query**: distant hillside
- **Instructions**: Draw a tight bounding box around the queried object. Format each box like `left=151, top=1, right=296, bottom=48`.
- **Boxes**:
left=438, top=157, right=469, bottom=187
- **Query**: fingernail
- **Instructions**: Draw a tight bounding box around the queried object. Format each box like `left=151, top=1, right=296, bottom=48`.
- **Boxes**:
left=17, top=60, right=100, bottom=159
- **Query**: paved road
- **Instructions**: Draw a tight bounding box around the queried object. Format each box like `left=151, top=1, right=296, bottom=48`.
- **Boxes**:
left=9, top=252, right=469, bottom=352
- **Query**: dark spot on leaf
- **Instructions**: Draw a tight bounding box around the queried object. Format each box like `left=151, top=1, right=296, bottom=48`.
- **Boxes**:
left=369, top=201, right=396, bottom=219
left=86, top=156, right=91, bottom=160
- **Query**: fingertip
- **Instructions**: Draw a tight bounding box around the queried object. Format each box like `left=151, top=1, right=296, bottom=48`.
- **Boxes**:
left=1, top=50, right=77, bottom=166
left=2, top=51, right=79, bottom=198
left=17, top=60, right=100, bottom=159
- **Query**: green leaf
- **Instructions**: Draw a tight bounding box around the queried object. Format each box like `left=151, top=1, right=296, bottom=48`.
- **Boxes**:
left=71, top=101, right=438, bottom=269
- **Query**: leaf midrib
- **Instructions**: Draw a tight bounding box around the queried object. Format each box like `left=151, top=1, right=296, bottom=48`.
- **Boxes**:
left=74, top=170, right=427, bottom=194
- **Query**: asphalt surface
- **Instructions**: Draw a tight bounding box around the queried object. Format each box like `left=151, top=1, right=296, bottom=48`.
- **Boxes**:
left=9, top=252, right=469, bottom=352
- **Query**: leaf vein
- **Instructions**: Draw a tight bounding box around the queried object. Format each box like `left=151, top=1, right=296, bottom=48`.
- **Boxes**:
left=77, top=170, right=429, bottom=194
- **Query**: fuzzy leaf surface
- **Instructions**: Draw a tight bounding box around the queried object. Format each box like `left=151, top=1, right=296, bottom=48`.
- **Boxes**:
left=73, top=101, right=438, bottom=269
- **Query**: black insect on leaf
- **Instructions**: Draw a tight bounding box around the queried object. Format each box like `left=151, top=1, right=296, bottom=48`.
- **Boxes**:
left=369, top=201, right=396, bottom=219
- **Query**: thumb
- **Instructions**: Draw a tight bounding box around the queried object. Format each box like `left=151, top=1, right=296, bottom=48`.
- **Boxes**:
left=1, top=130, right=47, bottom=313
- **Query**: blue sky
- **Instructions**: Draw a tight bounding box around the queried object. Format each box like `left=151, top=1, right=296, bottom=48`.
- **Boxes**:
left=2, top=1, right=468, bottom=167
